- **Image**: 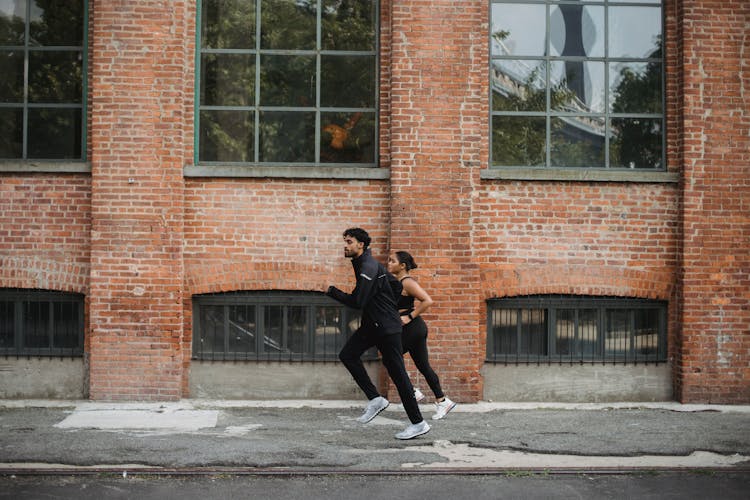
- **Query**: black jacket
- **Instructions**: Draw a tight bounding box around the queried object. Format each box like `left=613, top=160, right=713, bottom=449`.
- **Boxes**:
left=327, top=249, right=403, bottom=336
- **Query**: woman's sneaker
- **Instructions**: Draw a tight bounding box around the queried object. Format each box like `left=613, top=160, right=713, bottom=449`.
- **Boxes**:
left=357, top=396, right=389, bottom=423
left=414, top=388, right=425, bottom=402
left=432, top=397, right=457, bottom=420
left=395, top=420, right=430, bottom=440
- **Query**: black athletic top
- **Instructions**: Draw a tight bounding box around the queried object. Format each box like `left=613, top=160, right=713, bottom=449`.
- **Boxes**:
left=397, top=277, right=416, bottom=314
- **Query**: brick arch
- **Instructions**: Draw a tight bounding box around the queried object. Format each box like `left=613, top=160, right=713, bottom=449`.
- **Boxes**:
left=0, top=256, right=89, bottom=294
left=185, top=260, right=332, bottom=296
left=479, top=263, right=674, bottom=301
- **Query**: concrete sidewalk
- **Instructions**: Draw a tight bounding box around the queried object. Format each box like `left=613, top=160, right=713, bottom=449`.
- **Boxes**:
left=1, top=400, right=749, bottom=473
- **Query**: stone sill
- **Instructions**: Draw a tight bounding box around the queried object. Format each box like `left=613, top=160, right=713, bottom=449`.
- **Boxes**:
left=481, top=167, right=679, bottom=183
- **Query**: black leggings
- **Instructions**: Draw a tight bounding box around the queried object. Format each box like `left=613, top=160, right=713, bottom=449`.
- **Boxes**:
left=401, top=316, right=444, bottom=400
left=339, top=328, right=424, bottom=424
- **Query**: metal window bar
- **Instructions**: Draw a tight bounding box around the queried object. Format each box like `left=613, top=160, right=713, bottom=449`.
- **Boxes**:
left=486, top=296, right=666, bottom=365
left=193, top=292, right=367, bottom=362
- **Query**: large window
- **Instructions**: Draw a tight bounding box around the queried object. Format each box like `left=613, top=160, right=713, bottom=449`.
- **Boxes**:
left=490, top=0, right=664, bottom=169
left=0, top=0, right=86, bottom=160
left=0, top=289, right=84, bottom=356
left=487, top=296, right=667, bottom=364
left=197, top=0, right=378, bottom=166
left=193, top=291, right=375, bottom=361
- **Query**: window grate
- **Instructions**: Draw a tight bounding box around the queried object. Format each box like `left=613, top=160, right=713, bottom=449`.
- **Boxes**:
left=192, top=291, right=376, bottom=362
left=0, top=289, right=84, bottom=358
left=486, top=295, right=667, bottom=365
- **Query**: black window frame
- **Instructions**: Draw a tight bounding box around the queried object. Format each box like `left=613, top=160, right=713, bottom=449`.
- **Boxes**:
left=192, top=291, right=375, bottom=361
left=0, top=0, right=88, bottom=162
left=0, top=289, right=85, bottom=357
left=195, top=0, right=380, bottom=168
left=489, top=0, right=666, bottom=171
left=486, top=295, right=667, bottom=364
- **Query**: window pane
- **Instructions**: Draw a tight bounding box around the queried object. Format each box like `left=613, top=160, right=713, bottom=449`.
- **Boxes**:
left=610, top=118, right=662, bottom=169
left=23, top=301, right=49, bottom=348
left=605, top=309, right=629, bottom=358
left=200, top=305, right=225, bottom=354
left=634, top=308, right=659, bottom=357
left=555, top=309, right=574, bottom=355
left=27, top=107, right=82, bottom=159
left=550, top=116, right=605, bottom=168
left=520, top=309, right=547, bottom=355
left=578, top=309, right=598, bottom=356
left=492, top=115, right=545, bottom=166
left=609, top=62, right=662, bottom=114
left=609, top=6, right=662, bottom=59
left=201, top=0, right=256, bottom=49
left=0, top=0, right=27, bottom=45
left=201, top=53, right=255, bottom=106
left=259, top=111, right=315, bottom=162
left=259, top=54, right=315, bottom=107
left=0, top=108, right=23, bottom=158
left=229, top=304, right=256, bottom=354
left=550, top=4, right=604, bottom=58
left=28, top=50, right=82, bottom=103
left=491, top=60, right=546, bottom=112
left=264, top=305, right=284, bottom=353
left=490, top=3, right=546, bottom=57
left=321, top=111, right=375, bottom=163
left=52, top=301, right=79, bottom=349
left=321, top=0, right=376, bottom=51
left=0, top=301, right=13, bottom=348
left=29, top=0, right=83, bottom=46
left=261, top=0, right=316, bottom=50
left=550, top=60, right=604, bottom=113
left=314, top=305, right=344, bottom=356
left=320, top=55, right=374, bottom=108
left=288, top=306, right=307, bottom=353
left=199, top=109, right=255, bottom=162
left=0, top=50, right=24, bottom=102
left=491, top=308, right=516, bottom=355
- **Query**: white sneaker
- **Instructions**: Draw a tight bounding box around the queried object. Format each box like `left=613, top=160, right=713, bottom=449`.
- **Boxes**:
left=414, top=388, right=425, bottom=402
left=432, top=397, right=457, bottom=420
left=395, top=420, right=430, bottom=440
left=357, top=396, right=389, bottom=423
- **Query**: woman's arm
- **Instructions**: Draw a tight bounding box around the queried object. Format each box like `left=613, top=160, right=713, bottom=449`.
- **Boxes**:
left=402, top=278, right=433, bottom=322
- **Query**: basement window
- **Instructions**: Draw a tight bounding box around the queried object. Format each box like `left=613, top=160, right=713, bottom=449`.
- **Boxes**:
left=192, top=291, right=376, bottom=361
left=486, top=295, right=667, bottom=364
left=0, top=289, right=84, bottom=357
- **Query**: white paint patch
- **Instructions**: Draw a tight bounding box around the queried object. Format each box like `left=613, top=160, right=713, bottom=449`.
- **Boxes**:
left=54, top=409, right=218, bottom=432
left=224, top=424, right=263, bottom=436
left=392, top=441, right=749, bottom=469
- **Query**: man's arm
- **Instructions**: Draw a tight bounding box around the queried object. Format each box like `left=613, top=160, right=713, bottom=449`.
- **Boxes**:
left=327, top=261, right=379, bottom=309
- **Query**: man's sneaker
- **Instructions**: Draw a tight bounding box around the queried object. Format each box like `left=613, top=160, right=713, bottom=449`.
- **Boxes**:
left=414, top=388, right=425, bottom=402
left=357, top=396, right=389, bottom=423
left=432, top=397, right=457, bottom=420
left=395, top=420, right=430, bottom=440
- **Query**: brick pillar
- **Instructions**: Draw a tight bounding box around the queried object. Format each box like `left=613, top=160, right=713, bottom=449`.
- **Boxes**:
left=88, top=1, right=191, bottom=400
left=676, top=0, right=750, bottom=403
left=388, top=0, right=487, bottom=402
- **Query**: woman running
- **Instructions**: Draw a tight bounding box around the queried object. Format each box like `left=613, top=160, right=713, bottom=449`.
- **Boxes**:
left=387, top=251, right=456, bottom=420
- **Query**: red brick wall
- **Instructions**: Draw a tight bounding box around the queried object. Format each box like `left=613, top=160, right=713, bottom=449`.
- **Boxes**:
left=388, top=0, right=487, bottom=402
left=87, top=0, right=193, bottom=400
left=675, top=0, right=750, bottom=403
left=3, top=0, right=748, bottom=404
left=0, top=175, right=91, bottom=294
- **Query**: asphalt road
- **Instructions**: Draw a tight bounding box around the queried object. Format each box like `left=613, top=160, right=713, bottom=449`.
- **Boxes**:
left=2, top=472, right=750, bottom=500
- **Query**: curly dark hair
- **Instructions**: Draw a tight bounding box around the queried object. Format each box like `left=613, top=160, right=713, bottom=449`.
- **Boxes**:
left=343, top=227, right=371, bottom=250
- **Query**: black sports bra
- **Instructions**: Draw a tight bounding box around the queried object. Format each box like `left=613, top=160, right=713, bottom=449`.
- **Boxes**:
left=397, top=277, right=416, bottom=313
